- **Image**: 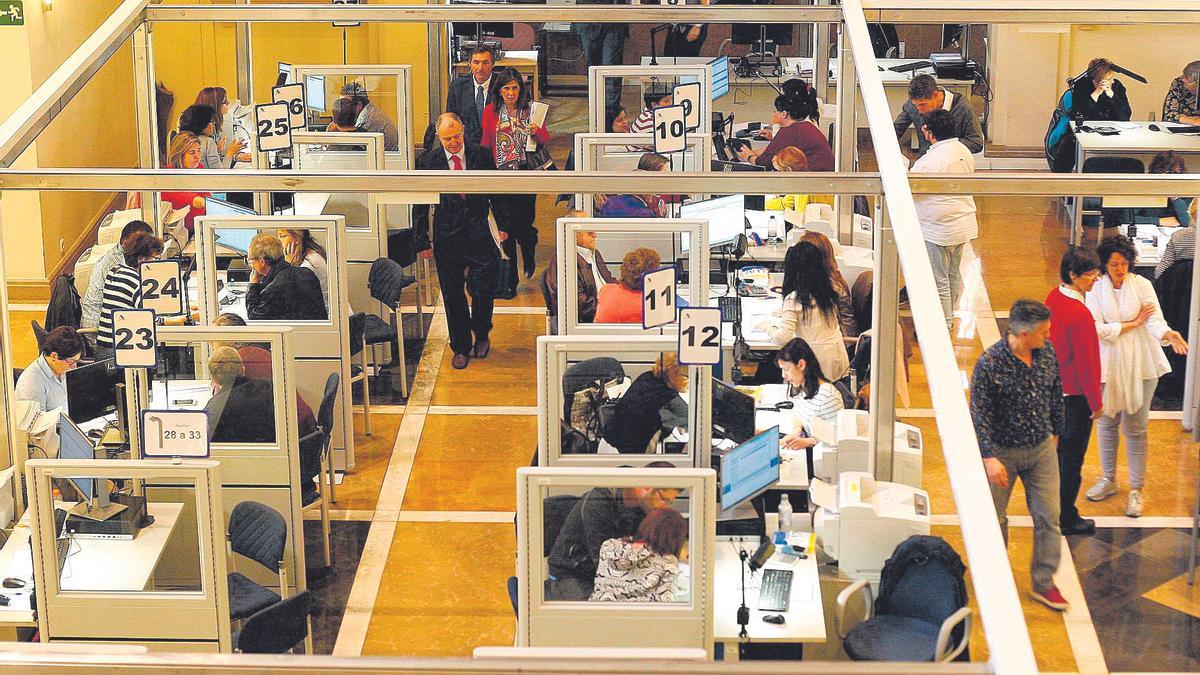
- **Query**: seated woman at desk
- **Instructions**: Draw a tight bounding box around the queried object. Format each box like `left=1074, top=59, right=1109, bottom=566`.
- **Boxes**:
left=213, top=313, right=318, bottom=438
left=95, top=232, right=163, bottom=358
left=277, top=229, right=329, bottom=299
left=590, top=507, right=688, bottom=603
left=161, top=131, right=211, bottom=237
left=595, top=247, right=660, bottom=324
left=596, top=152, right=671, bottom=218
left=737, top=82, right=835, bottom=172
left=177, top=104, right=248, bottom=170
left=603, top=353, right=689, bottom=454
left=801, top=231, right=858, bottom=339
left=776, top=338, right=845, bottom=450
left=557, top=107, right=630, bottom=208
left=16, top=327, right=83, bottom=414
left=1069, top=57, right=1132, bottom=122
left=205, top=346, right=276, bottom=444
left=1134, top=152, right=1195, bottom=227
left=762, top=242, right=850, bottom=382
left=244, top=233, right=328, bottom=321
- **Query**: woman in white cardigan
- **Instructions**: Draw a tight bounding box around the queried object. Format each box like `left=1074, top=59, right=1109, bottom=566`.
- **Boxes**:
left=1085, top=235, right=1189, bottom=517
left=761, top=242, right=850, bottom=382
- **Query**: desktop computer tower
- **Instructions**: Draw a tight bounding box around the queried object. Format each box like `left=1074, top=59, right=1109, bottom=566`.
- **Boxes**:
left=66, top=493, right=148, bottom=540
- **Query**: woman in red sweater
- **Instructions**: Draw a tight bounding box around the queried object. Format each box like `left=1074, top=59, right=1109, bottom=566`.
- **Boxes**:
left=737, top=80, right=834, bottom=172
left=480, top=68, right=551, bottom=293
left=596, top=248, right=661, bottom=324
left=1044, top=246, right=1104, bottom=536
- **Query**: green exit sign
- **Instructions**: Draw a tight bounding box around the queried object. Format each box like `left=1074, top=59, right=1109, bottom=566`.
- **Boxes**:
left=0, top=1, right=24, bottom=27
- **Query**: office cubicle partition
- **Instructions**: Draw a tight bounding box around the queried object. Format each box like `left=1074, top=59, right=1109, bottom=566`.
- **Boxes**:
left=25, top=459, right=230, bottom=651
left=536, top=335, right=713, bottom=468
left=515, top=467, right=716, bottom=655
left=193, top=215, right=355, bottom=471
left=571, top=133, right=712, bottom=215
left=587, top=65, right=713, bottom=136
left=123, top=325, right=307, bottom=594
left=555, top=218, right=709, bottom=337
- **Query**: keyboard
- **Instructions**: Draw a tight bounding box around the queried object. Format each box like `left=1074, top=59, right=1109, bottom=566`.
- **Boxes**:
left=717, top=296, right=741, bottom=323
left=889, top=60, right=933, bottom=73
left=757, top=568, right=793, bottom=612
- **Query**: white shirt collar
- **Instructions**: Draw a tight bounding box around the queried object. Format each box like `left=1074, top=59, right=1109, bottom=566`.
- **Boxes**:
left=1058, top=284, right=1085, bottom=303
left=941, top=89, right=954, bottom=111
left=474, top=75, right=491, bottom=97
left=577, top=246, right=595, bottom=262
left=444, top=148, right=465, bottom=166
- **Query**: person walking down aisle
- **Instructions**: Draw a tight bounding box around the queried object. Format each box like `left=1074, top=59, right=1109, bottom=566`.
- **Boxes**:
left=574, top=0, right=629, bottom=110
left=445, top=45, right=496, bottom=146
left=481, top=68, right=551, bottom=289
left=1045, top=247, right=1104, bottom=537
left=415, top=114, right=500, bottom=370
left=1084, top=235, right=1190, bottom=518
left=970, top=300, right=1068, bottom=611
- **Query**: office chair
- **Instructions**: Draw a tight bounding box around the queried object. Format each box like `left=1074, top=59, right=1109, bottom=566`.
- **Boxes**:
left=31, top=321, right=48, bottom=353
left=366, top=257, right=418, bottom=401
left=1081, top=156, right=1145, bottom=229
left=506, top=576, right=519, bottom=618
left=298, top=429, right=332, bottom=567
left=348, top=312, right=373, bottom=436
left=233, top=590, right=314, bottom=654
left=226, top=501, right=288, bottom=621
left=836, top=535, right=971, bottom=662
left=317, top=372, right=341, bottom=504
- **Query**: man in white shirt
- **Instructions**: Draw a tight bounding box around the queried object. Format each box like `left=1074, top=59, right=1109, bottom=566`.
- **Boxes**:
left=910, top=109, right=979, bottom=330
left=79, top=219, right=153, bottom=346
left=340, top=83, right=399, bottom=151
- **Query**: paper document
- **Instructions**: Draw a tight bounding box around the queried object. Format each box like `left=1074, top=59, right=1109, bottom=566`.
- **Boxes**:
left=807, top=478, right=837, bottom=512
left=808, top=415, right=837, bottom=446
left=527, top=102, right=550, bottom=151
left=13, top=402, right=62, bottom=435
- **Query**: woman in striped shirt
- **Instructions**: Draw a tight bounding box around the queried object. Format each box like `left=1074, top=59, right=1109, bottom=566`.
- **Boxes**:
left=775, top=337, right=844, bottom=450
left=96, top=232, right=165, bottom=357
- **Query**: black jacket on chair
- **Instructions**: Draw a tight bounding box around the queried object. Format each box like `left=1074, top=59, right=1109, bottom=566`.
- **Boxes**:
left=413, top=145, right=496, bottom=252
left=245, top=260, right=328, bottom=321
left=603, top=372, right=685, bottom=454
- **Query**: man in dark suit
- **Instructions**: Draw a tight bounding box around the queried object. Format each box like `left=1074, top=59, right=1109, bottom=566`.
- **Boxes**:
left=443, top=45, right=497, bottom=147
left=415, top=113, right=500, bottom=370
left=574, top=1, right=630, bottom=110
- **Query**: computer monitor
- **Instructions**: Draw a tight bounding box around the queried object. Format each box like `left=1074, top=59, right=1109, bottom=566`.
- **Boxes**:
left=305, top=75, right=327, bottom=113
left=277, top=62, right=292, bottom=86
left=709, top=55, right=730, bottom=100
left=719, top=426, right=781, bottom=512
left=451, top=21, right=515, bottom=39
left=65, top=358, right=120, bottom=424
left=205, top=197, right=256, bottom=218
left=679, top=194, right=746, bottom=252
left=58, top=416, right=126, bottom=520
left=712, top=378, right=756, bottom=443
left=214, top=228, right=258, bottom=256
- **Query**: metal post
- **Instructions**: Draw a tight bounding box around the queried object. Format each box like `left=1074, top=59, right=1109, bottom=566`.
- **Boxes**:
left=813, top=0, right=831, bottom=97
left=235, top=0, right=254, bottom=105
left=868, top=198, right=898, bottom=481
left=834, top=22, right=857, bottom=245
left=427, top=0, right=445, bottom=131
left=131, top=22, right=159, bottom=227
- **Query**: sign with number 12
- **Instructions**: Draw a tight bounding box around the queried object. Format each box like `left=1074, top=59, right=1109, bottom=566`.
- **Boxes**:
left=677, top=307, right=722, bottom=365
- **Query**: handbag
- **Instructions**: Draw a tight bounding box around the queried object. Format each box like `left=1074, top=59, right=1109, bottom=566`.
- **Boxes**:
left=524, top=142, right=557, bottom=171
left=485, top=212, right=518, bottom=300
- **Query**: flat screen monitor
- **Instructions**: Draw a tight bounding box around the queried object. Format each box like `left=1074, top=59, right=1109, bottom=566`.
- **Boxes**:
left=306, top=75, right=327, bottom=113
left=205, top=197, right=256, bottom=218
left=709, top=55, right=730, bottom=99
left=720, top=426, right=781, bottom=512
left=679, top=194, right=745, bottom=251
left=215, top=228, right=258, bottom=256
left=712, top=378, right=756, bottom=443
left=58, top=417, right=95, bottom=502
left=277, top=62, right=291, bottom=86
left=451, top=21, right=515, bottom=38
left=65, top=358, right=120, bottom=424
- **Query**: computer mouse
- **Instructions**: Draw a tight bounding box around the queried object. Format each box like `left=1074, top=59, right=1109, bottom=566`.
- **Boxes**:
left=763, top=614, right=786, bottom=624
left=1149, top=124, right=1161, bottom=132
left=2, top=578, right=25, bottom=589
left=775, top=400, right=794, bottom=410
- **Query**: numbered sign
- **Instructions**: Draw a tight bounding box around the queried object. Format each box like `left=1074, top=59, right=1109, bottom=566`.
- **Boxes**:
left=672, top=81, right=702, bottom=131
left=112, top=308, right=157, bottom=368
left=653, top=104, right=687, bottom=155
left=141, top=410, right=210, bottom=458
left=254, top=102, right=292, bottom=152
left=642, top=266, right=677, bottom=329
left=139, top=260, right=184, bottom=317
left=272, top=82, right=307, bottom=129
left=678, top=307, right=722, bottom=365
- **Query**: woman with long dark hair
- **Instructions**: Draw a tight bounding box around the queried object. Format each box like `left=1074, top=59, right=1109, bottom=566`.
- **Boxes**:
left=763, top=242, right=849, bottom=381
left=775, top=337, right=845, bottom=449
left=736, top=80, right=834, bottom=171
left=480, top=68, right=551, bottom=291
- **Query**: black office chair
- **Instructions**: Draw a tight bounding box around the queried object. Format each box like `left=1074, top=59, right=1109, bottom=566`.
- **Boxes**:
left=836, top=535, right=971, bottom=662
left=233, top=590, right=314, bottom=654
left=317, top=372, right=341, bottom=504
left=31, top=320, right=48, bottom=353
left=507, top=576, right=519, bottom=618
left=365, top=257, right=418, bottom=401
left=298, top=430, right=331, bottom=567
left=227, top=501, right=288, bottom=621
left=348, top=312, right=373, bottom=435
left=1081, top=156, right=1145, bottom=227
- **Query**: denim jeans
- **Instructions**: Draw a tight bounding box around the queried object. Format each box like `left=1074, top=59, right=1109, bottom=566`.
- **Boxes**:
left=575, top=23, right=627, bottom=110
left=1097, top=378, right=1157, bottom=490
left=989, top=435, right=1062, bottom=591
left=924, top=240, right=965, bottom=329
left=1057, top=395, right=1094, bottom=525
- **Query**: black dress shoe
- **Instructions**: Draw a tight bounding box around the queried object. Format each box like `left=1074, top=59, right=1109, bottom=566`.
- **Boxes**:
left=1061, top=518, right=1096, bottom=536
left=472, top=339, right=491, bottom=359
left=522, top=245, right=537, bottom=278
left=451, top=353, right=469, bottom=370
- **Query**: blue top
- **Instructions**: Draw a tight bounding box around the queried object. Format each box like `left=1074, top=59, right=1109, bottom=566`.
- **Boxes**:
left=598, top=195, right=658, bottom=219
left=15, top=355, right=67, bottom=414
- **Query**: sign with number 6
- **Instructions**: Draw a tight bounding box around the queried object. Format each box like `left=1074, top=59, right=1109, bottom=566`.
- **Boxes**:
left=272, top=83, right=308, bottom=129
left=112, top=308, right=158, bottom=368
left=677, top=307, right=722, bottom=365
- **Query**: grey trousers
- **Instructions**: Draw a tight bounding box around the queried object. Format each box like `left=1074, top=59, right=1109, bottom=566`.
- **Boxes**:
left=989, top=435, right=1062, bottom=591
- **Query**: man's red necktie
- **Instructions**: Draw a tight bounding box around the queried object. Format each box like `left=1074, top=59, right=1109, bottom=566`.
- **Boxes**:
left=451, top=154, right=465, bottom=198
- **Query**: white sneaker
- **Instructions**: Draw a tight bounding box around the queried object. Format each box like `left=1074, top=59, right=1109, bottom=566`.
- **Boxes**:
left=1086, top=477, right=1117, bottom=502
left=1126, top=490, right=1144, bottom=518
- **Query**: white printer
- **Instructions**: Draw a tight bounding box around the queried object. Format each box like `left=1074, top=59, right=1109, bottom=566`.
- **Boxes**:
left=811, top=472, right=931, bottom=580
left=810, top=410, right=923, bottom=489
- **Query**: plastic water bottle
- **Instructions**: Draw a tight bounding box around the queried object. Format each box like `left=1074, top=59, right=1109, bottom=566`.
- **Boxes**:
left=778, top=495, right=794, bottom=531
left=767, top=215, right=779, bottom=249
